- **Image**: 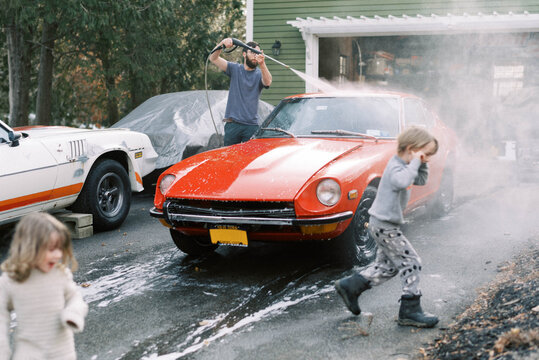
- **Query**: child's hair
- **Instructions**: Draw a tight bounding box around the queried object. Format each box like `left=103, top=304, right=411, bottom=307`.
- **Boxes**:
left=1, top=212, right=77, bottom=282
left=397, top=126, right=439, bottom=155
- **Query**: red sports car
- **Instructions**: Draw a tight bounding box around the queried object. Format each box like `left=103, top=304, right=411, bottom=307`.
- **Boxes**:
left=151, top=91, right=456, bottom=264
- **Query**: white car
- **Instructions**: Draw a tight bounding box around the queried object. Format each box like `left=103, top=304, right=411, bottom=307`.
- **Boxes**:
left=0, top=119, right=158, bottom=231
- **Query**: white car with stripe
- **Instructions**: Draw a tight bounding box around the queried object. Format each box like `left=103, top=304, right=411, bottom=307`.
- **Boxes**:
left=0, top=120, right=157, bottom=231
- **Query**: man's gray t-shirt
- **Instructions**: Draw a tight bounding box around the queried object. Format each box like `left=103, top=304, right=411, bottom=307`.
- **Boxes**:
left=368, top=156, right=428, bottom=226
left=224, top=62, right=266, bottom=126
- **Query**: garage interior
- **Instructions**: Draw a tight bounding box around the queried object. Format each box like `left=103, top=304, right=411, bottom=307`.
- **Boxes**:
left=319, top=32, right=539, bottom=156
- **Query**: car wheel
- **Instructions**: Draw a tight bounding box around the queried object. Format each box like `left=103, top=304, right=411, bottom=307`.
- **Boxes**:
left=428, top=169, right=454, bottom=218
left=170, top=228, right=218, bottom=255
left=336, top=185, right=378, bottom=266
left=70, top=159, right=131, bottom=232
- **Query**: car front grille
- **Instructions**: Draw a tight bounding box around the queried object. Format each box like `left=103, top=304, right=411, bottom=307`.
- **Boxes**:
left=166, top=199, right=295, bottom=218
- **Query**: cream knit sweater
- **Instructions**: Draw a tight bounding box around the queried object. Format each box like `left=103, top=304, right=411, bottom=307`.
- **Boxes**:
left=0, top=267, right=88, bottom=360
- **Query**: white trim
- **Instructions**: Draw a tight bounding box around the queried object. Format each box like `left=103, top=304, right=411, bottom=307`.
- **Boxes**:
left=246, top=0, right=254, bottom=42
left=287, top=12, right=539, bottom=37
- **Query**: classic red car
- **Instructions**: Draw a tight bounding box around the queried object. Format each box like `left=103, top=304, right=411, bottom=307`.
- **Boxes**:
left=151, top=91, right=456, bottom=264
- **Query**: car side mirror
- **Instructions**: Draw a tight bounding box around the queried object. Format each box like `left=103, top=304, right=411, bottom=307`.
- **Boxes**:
left=8, top=130, right=22, bottom=147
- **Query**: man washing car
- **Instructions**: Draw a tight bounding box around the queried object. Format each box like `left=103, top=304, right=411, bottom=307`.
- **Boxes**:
left=209, top=38, right=272, bottom=146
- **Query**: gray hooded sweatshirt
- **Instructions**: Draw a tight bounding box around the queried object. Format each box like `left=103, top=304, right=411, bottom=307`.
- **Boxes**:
left=368, top=155, right=428, bottom=227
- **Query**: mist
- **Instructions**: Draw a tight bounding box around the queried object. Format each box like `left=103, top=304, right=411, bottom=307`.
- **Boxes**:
left=312, top=32, right=539, bottom=207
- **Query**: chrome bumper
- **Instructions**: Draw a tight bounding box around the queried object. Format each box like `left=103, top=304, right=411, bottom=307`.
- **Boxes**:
left=150, top=206, right=353, bottom=227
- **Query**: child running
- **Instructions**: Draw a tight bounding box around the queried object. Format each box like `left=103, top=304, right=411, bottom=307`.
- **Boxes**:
left=0, top=212, right=88, bottom=359
left=335, top=126, right=440, bottom=328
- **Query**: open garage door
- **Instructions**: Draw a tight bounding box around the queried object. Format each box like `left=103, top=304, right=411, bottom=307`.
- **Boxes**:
left=289, top=13, right=539, bottom=156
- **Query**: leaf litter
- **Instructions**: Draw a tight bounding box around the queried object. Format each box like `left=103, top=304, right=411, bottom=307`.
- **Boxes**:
left=418, top=240, right=538, bottom=360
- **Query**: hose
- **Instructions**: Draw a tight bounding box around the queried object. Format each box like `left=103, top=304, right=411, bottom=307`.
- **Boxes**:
left=204, top=56, right=221, bottom=137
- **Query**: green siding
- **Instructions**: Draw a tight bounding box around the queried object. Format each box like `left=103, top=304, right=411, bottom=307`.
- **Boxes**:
left=253, top=0, right=539, bottom=105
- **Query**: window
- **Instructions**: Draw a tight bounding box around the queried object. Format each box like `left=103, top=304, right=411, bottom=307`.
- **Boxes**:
left=421, top=104, right=436, bottom=128
left=258, top=97, right=400, bottom=138
left=0, top=123, right=10, bottom=143
left=493, top=65, right=524, bottom=97
left=404, top=99, right=430, bottom=128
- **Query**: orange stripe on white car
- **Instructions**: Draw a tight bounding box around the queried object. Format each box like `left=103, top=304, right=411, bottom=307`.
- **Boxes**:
left=0, top=183, right=83, bottom=212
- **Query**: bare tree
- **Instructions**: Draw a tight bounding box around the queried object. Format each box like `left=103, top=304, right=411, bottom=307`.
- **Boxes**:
left=6, top=23, right=32, bottom=127
left=35, top=21, right=58, bottom=125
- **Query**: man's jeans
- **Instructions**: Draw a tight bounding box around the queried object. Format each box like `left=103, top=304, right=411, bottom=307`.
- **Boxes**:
left=224, top=121, right=259, bottom=146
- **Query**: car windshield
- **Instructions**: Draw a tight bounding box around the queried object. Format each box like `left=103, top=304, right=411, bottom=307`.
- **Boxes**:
left=0, top=120, right=12, bottom=143
left=256, top=96, right=400, bottom=139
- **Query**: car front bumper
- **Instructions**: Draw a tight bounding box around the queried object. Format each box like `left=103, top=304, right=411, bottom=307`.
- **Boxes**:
left=150, top=206, right=353, bottom=227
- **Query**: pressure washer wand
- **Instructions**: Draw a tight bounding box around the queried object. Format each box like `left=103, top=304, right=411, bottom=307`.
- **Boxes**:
left=263, top=54, right=290, bottom=69
left=211, top=38, right=291, bottom=69
left=232, top=38, right=291, bottom=69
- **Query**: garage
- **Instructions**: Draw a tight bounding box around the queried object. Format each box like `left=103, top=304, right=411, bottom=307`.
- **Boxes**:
left=286, top=13, right=539, bottom=155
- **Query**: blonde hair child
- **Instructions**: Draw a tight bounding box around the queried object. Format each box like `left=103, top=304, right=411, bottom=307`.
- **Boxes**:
left=0, top=212, right=88, bottom=359
left=397, top=126, right=439, bottom=158
left=335, top=126, right=440, bottom=328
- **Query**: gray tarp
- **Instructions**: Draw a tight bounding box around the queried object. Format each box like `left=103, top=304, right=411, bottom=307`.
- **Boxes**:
left=112, top=91, right=274, bottom=169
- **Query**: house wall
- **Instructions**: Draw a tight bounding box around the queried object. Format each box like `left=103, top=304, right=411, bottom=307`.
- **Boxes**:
left=253, top=0, right=539, bottom=105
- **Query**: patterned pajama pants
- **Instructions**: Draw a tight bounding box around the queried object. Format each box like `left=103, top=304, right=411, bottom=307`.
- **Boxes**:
left=359, top=224, right=422, bottom=296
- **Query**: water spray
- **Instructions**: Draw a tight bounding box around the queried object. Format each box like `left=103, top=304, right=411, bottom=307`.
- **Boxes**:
left=204, top=38, right=335, bottom=141
left=215, top=39, right=335, bottom=92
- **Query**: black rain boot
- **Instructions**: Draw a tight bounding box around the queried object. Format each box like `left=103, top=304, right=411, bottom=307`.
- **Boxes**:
left=398, top=294, right=439, bottom=328
left=335, top=273, right=371, bottom=315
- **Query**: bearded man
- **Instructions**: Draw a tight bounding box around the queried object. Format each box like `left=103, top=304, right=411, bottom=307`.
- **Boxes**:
left=209, top=38, right=272, bottom=146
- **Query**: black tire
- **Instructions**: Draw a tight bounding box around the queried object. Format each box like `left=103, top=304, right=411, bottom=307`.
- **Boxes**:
left=70, top=159, right=131, bottom=232
left=335, top=185, right=378, bottom=266
left=428, top=169, right=454, bottom=218
left=170, top=228, right=218, bottom=255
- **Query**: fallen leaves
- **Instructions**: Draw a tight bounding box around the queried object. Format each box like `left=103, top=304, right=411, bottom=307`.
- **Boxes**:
left=501, top=298, right=520, bottom=307
left=338, top=312, right=374, bottom=339
left=419, top=245, right=539, bottom=360
left=493, top=328, right=539, bottom=354
left=339, top=320, right=369, bottom=338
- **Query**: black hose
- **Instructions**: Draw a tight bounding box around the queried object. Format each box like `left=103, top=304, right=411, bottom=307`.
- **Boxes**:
left=204, top=56, right=221, bottom=137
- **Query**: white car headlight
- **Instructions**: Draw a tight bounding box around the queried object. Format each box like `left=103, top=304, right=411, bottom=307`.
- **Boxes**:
left=159, top=174, right=176, bottom=195
left=316, top=179, right=341, bottom=207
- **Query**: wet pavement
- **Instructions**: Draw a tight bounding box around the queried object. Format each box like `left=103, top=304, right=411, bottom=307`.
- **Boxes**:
left=0, top=155, right=537, bottom=360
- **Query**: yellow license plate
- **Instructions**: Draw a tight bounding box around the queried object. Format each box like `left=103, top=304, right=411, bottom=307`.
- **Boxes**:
left=209, top=228, right=248, bottom=246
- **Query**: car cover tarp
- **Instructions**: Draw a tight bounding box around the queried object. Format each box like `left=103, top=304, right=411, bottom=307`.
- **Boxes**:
left=112, top=90, right=274, bottom=169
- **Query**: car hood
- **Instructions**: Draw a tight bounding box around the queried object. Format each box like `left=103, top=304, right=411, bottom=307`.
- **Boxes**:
left=165, top=138, right=368, bottom=201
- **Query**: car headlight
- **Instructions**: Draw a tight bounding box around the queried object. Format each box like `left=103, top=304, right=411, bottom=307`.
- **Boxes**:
left=316, top=179, right=341, bottom=207
left=159, top=174, right=176, bottom=194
